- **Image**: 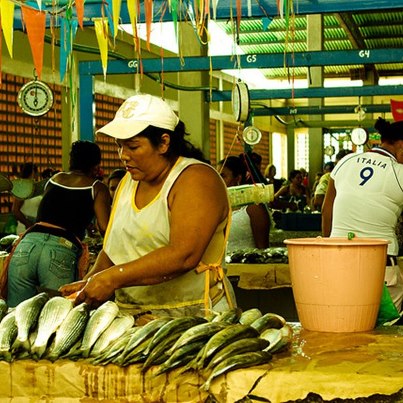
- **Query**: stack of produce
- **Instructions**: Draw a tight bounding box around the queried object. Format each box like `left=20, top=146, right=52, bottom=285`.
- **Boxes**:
left=0, top=294, right=292, bottom=391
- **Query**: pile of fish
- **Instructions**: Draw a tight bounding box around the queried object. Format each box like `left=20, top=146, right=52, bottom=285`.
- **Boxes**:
left=0, top=293, right=292, bottom=390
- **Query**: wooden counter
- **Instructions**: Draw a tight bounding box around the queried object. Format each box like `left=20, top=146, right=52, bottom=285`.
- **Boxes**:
left=1, top=325, right=402, bottom=402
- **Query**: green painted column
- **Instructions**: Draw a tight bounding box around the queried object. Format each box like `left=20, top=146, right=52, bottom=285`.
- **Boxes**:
left=307, top=14, right=324, bottom=187
left=177, top=23, right=210, bottom=158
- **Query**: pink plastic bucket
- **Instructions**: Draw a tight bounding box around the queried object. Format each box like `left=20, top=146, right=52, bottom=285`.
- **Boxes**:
left=284, top=237, right=389, bottom=332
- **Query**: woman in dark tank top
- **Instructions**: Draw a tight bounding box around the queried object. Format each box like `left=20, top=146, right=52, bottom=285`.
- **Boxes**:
left=6, top=140, right=111, bottom=307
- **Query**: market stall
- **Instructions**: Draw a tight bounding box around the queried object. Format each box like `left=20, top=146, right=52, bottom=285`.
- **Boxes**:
left=1, top=325, right=402, bottom=402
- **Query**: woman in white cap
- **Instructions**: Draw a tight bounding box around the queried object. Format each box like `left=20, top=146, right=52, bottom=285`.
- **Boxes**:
left=322, top=117, right=403, bottom=313
left=60, top=94, right=236, bottom=318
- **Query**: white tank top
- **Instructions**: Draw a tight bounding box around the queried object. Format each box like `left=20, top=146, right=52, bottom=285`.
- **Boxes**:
left=103, top=157, right=232, bottom=316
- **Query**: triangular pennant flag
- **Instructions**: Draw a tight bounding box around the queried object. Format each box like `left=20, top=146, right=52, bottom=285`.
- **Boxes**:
left=94, top=18, right=109, bottom=78
left=126, top=0, right=141, bottom=51
left=277, top=0, right=284, bottom=19
left=112, top=0, right=122, bottom=39
left=21, top=6, right=46, bottom=79
left=75, top=0, right=84, bottom=29
left=390, top=99, right=403, bottom=122
left=59, top=16, right=78, bottom=82
left=103, top=1, right=115, bottom=40
left=211, top=0, right=218, bottom=20
left=1, top=0, right=15, bottom=58
left=144, top=0, right=153, bottom=51
left=171, top=0, right=178, bottom=43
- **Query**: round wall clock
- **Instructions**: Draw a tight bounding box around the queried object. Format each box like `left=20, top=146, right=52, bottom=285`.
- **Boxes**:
left=243, top=126, right=262, bottom=145
left=350, top=127, right=368, bottom=146
left=231, top=82, right=250, bottom=122
left=17, top=80, right=54, bottom=117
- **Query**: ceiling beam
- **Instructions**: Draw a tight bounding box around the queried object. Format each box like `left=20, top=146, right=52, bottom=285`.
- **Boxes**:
left=251, top=104, right=390, bottom=116
left=335, top=13, right=366, bottom=49
left=210, top=85, right=403, bottom=102
left=79, top=48, right=403, bottom=76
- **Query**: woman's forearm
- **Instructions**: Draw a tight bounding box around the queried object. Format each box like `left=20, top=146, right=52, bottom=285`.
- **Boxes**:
left=84, top=249, right=114, bottom=280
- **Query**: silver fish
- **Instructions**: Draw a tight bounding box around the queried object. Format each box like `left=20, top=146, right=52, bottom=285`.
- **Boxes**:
left=0, top=310, right=18, bottom=362
left=201, top=350, right=272, bottom=391
left=31, top=296, right=73, bottom=359
left=12, top=292, right=49, bottom=353
left=46, top=302, right=90, bottom=362
left=238, top=308, right=262, bottom=326
left=90, top=313, right=135, bottom=357
left=80, top=300, right=119, bottom=358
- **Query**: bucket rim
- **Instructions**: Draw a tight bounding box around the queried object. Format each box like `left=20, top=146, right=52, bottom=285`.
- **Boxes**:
left=284, top=236, right=390, bottom=246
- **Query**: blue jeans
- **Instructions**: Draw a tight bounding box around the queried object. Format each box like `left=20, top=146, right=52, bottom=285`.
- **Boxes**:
left=7, top=232, right=81, bottom=307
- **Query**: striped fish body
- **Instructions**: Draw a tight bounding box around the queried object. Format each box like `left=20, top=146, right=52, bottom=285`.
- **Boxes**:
left=80, top=300, right=119, bottom=358
left=90, top=314, right=135, bottom=357
left=31, top=296, right=73, bottom=359
left=46, top=303, right=90, bottom=362
left=0, top=311, right=18, bottom=362
left=201, top=351, right=272, bottom=391
left=145, top=316, right=207, bottom=355
left=12, top=292, right=49, bottom=352
left=197, top=324, right=260, bottom=369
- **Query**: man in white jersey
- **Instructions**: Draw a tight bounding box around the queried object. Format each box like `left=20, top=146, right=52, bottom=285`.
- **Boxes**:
left=322, top=117, right=403, bottom=312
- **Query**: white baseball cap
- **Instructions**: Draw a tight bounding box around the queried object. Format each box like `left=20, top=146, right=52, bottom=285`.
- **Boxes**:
left=96, top=94, right=179, bottom=139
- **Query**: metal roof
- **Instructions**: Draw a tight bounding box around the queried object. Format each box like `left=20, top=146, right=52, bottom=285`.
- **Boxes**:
left=214, top=9, right=403, bottom=82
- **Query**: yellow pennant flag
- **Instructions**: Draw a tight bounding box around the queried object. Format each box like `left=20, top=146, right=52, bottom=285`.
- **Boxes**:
left=94, top=18, right=109, bottom=78
left=112, top=0, right=122, bottom=39
left=1, top=0, right=15, bottom=57
left=126, top=0, right=140, bottom=50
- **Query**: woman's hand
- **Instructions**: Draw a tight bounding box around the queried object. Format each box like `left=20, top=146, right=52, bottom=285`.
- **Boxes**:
left=59, top=280, right=87, bottom=297
left=73, top=270, right=116, bottom=308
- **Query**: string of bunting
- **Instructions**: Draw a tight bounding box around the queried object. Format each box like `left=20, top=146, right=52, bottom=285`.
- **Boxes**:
left=0, top=0, right=290, bottom=86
